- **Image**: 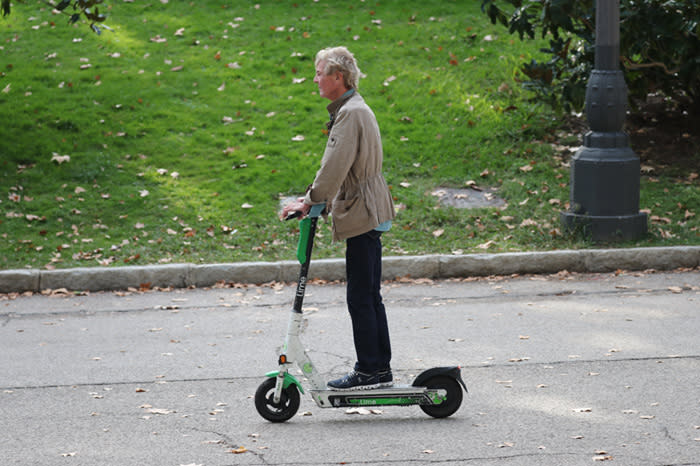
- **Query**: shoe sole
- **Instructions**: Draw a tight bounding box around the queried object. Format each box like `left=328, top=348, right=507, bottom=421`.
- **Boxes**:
left=327, top=381, right=393, bottom=391
left=327, top=382, right=380, bottom=391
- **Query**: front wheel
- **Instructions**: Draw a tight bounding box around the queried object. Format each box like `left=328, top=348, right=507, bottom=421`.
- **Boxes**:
left=419, top=375, right=463, bottom=418
left=255, top=377, right=300, bottom=423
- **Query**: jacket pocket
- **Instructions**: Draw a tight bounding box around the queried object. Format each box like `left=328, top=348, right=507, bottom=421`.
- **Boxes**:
left=332, top=196, right=372, bottom=227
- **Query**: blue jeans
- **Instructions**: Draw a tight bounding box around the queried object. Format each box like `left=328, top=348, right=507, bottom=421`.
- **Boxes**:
left=345, top=230, right=391, bottom=374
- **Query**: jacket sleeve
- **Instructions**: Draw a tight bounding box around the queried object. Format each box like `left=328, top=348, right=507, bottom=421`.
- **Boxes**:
left=304, top=108, right=358, bottom=205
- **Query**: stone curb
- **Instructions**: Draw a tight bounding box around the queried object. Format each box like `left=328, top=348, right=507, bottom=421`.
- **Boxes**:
left=1, top=246, right=698, bottom=293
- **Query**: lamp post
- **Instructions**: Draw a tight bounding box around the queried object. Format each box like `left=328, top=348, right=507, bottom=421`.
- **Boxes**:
left=560, top=0, right=647, bottom=241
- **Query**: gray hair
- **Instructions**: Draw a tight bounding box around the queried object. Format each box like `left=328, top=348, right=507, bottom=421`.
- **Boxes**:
left=315, top=46, right=361, bottom=90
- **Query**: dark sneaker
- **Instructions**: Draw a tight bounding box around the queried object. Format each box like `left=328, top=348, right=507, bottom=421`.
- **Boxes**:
left=377, top=369, right=393, bottom=387
left=327, top=371, right=380, bottom=390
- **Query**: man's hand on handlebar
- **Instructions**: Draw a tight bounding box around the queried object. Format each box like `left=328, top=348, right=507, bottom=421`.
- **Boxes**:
left=280, top=198, right=311, bottom=221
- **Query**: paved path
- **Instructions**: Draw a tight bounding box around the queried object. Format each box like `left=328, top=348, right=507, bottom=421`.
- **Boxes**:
left=1, top=268, right=698, bottom=465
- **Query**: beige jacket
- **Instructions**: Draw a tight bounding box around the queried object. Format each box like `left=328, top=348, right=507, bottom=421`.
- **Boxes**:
left=304, top=92, right=395, bottom=241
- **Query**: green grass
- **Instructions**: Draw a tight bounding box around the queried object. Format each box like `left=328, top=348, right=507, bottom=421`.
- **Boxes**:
left=1, top=0, right=698, bottom=271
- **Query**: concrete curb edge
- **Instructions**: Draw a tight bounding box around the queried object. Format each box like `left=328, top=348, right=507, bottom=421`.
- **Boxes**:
left=1, top=246, right=698, bottom=293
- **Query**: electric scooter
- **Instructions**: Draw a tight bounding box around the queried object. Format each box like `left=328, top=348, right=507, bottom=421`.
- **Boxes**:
left=254, top=204, right=467, bottom=422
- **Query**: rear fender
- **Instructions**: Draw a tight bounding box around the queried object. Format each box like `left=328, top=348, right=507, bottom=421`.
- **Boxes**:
left=412, top=366, right=467, bottom=392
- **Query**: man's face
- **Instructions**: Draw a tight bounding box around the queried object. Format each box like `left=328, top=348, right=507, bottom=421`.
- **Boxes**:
left=314, top=60, right=344, bottom=101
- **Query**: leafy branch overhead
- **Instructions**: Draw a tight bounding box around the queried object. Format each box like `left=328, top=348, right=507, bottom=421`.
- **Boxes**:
left=2, top=0, right=111, bottom=34
left=480, top=0, right=700, bottom=114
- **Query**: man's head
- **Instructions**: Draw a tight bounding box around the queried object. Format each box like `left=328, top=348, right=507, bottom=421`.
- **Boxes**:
left=314, top=46, right=360, bottom=101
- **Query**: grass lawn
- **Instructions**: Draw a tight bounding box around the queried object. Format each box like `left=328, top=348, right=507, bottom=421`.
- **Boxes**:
left=1, top=0, right=698, bottom=271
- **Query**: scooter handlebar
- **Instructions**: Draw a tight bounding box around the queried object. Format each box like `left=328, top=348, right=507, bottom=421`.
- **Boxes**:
left=284, top=203, right=325, bottom=221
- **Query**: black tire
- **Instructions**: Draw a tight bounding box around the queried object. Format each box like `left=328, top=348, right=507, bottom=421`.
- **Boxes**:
left=419, top=375, right=463, bottom=418
left=254, top=377, right=300, bottom=423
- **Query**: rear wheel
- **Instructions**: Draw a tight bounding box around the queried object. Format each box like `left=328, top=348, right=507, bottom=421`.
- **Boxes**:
left=419, top=375, right=463, bottom=418
left=254, top=377, right=300, bottom=423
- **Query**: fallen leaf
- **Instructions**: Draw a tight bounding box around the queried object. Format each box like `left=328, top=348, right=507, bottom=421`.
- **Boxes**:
left=230, top=446, right=248, bottom=454
left=345, top=408, right=375, bottom=416
left=51, top=153, right=70, bottom=164
left=146, top=408, right=174, bottom=415
left=383, top=76, right=397, bottom=86
left=432, top=229, right=444, bottom=238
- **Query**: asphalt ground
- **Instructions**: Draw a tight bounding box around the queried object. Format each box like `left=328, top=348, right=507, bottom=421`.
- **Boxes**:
left=1, top=264, right=699, bottom=466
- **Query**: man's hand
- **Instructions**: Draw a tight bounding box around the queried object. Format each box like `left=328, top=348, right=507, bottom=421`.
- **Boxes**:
left=280, top=197, right=311, bottom=220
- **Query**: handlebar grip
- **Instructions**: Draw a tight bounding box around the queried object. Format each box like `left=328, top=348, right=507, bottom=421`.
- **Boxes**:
left=284, top=211, right=303, bottom=221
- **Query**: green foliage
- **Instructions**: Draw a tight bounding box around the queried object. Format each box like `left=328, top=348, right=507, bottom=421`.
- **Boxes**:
left=620, top=0, right=700, bottom=112
left=2, top=0, right=110, bottom=34
left=481, top=0, right=700, bottom=113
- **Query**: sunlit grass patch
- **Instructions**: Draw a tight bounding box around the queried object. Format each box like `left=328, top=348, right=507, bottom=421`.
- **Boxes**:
left=0, top=0, right=697, bottom=271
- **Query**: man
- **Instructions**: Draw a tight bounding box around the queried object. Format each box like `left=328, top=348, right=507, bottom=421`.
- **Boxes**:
left=281, top=46, right=395, bottom=390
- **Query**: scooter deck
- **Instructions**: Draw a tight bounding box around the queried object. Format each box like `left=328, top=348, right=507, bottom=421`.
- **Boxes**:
left=310, top=385, right=443, bottom=409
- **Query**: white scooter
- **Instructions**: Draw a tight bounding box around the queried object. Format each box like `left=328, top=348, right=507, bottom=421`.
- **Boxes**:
left=254, top=204, right=467, bottom=422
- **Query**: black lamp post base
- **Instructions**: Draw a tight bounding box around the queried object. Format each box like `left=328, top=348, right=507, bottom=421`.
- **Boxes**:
left=561, top=211, right=648, bottom=242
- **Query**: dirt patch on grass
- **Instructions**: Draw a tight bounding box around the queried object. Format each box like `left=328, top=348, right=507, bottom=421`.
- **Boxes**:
left=627, top=98, right=699, bottom=177
left=561, top=97, right=699, bottom=178
left=430, top=187, right=506, bottom=209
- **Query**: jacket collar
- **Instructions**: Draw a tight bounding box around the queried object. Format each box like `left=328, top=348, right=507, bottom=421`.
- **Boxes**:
left=326, top=89, right=356, bottom=132
left=327, top=89, right=356, bottom=116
